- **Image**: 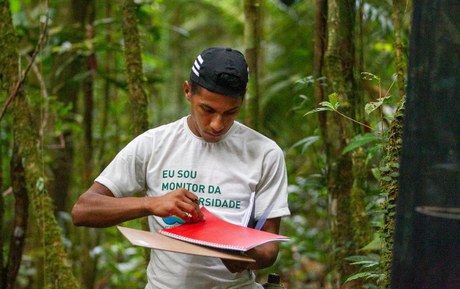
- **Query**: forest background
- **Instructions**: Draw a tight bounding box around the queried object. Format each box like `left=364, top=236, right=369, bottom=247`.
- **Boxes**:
left=0, top=0, right=412, bottom=288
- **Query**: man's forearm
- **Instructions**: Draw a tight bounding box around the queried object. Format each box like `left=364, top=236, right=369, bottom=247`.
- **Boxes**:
left=71, top=183, right=150, bottom=227
left=247, top=242, right=279, bottom=270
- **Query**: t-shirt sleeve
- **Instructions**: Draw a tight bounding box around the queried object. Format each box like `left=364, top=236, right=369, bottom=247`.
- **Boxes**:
left=254, top=145, right=290, bottom=220
left=95, top=132, right=152, bottom=198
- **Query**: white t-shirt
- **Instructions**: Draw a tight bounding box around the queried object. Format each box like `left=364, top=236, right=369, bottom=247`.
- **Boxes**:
left=96, top=116, right=290, bottom=289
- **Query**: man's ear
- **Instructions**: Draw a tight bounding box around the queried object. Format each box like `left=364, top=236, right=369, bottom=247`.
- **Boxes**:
left=184, top=80, right=192, bottom=101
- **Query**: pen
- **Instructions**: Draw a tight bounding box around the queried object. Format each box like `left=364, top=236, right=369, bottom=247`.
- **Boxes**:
left=188, top=196, right=199, bottom=205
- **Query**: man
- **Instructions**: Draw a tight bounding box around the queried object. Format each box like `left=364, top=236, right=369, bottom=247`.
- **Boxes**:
left=72, top=47, right=290, bottom=289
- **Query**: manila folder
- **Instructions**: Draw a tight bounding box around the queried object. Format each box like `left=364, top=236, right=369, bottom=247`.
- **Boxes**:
left=117, top=226, right=255, bottom=263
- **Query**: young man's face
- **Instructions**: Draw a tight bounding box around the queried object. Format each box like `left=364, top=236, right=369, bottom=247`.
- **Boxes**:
left=184, top=81, right=243, bottom=143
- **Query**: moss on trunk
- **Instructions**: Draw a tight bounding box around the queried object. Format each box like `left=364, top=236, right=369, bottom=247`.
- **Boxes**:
left=0, top=1, right=80, bottom=287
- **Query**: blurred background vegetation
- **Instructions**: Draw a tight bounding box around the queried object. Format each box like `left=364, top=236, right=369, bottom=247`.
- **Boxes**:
left=1, top=0, right=412, bottom=288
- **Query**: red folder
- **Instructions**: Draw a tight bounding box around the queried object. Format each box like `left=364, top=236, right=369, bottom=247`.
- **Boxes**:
left=117, top=226, right=255, bottom=262
left=159, top=207, right=289, bottom=252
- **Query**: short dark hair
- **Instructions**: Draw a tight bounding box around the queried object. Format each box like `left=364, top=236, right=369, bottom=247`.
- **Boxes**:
left=190, top=80, right=246, bottom=100
left=190, top=81, right=202, bottom=96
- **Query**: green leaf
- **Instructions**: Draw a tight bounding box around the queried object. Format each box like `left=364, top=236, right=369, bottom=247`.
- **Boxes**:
left=390, top=172, right=400, bottom=178
left=342, top=133, right=380, bottom=155
left=319, top=101, right=336, bottom=111
left=365, top=99, right=384, bottom=114
left=361, top=236, right=382, bottom=251
left=345, top=255, right=369, bottom=262
left=345, top=272, right=373, bottom=283
left=291, top=136, right=320, bottom=154
left=304, top=107, right=333, bottom=116
left=381, top=176, right=392, bottom=182
left=327, top=92, right=339, bottom=108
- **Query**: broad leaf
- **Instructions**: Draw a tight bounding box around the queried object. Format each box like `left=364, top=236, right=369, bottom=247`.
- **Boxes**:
left=342, top=133, right=381, bottom=154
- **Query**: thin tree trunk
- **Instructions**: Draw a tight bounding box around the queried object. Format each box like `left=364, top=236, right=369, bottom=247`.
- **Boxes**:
left=80, top=2, right=98, bottom=289
left=324, top=0, right=363, bottom=287
left=4, top=142, right=29, bottom=289
left=49, top=0, right=92, bottom=213
left=244, top=0, right=262, bottom=129
left=120, top=0, right=149, bottom=135
left=83, top=3, right=95, bottom=186
left=0, top=1, right=80, bottom=287
left=0, top=135, right=4, bottom=288
left=167, top=1, right=186, bottom=115
left=96, top=0, right=115, bottom=169
left=392, top=0, right=406, bottom=99
left=314, top=0, right=328, bottom=155
left=350, top=0, right=371, bottom=254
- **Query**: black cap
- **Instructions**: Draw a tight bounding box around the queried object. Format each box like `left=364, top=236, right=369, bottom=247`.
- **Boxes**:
left=190, top=47, right=249, bottom=98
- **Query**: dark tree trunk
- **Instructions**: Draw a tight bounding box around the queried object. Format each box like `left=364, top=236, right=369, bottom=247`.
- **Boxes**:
left=4, top=142, right=29, bottom=289
left=314, top=0, right=328, bottom=146
left=391, top=1, right=460, bottom=288
left=49, top=0, right=93, bottom=213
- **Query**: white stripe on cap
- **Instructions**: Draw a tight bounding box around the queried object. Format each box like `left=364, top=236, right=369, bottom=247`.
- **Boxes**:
left=192, top=54, right=204, bottom=77
left=192, top=66, right=199, bottom=77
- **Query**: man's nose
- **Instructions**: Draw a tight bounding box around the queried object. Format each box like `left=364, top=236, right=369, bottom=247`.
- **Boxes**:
left=210, top=114, right=224, bottom=131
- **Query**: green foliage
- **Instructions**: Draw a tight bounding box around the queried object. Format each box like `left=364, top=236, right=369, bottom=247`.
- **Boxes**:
left=342, top=133, right=381, bottom=155
left=1, top=0, right=410, bottom=288
left=92, top=229, right=146, bottom=288
left=269, top=173, right=330, bottom=288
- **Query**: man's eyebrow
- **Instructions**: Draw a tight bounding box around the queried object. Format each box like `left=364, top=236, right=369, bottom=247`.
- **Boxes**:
left=200, top=103, right=240, bottom=113
left=225, top=106, right=240, bottom=113
left=200, top=103, right=215, bottom=111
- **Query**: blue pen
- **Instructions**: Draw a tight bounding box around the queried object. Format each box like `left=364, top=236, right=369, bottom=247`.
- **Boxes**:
left=255, top=203, right=275, bottom=230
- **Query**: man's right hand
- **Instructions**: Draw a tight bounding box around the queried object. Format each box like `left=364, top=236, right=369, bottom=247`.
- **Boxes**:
left=145, top=188, right=205, bottom=223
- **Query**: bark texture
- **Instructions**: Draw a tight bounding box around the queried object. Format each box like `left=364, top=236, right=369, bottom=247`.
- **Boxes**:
left=244, top=0, right=262, bottom=129
left=120, top=0, right=149, bottom=135
left=323, top=0, right=368, bottom=287
left=0, top=1, right=80, bottom=288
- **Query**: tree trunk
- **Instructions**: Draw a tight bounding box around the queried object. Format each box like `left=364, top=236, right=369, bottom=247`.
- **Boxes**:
left=0, top=93, right=4, bottom=289
left=3, top=142, right=29, bottom=289
left=165, top=0, right=186, bottom=115
left=120, top=0, right=150, bottom=263
left=379, top=101, right=404, bottom=288
left=0, top=0, right=80, bottom=287
left=391, top=0, right=406, bottom=99
left=313, top=0, right=328, bottom=157
left=324, top=0, right=365, bottom=287
left=0, top=2, right=28, bottom=288
left=48, top=0, right=92, bottom=213
left=244, top=0, right=262, bottom=129
left=96, top=0, right=118, bottom=170
left=379, top=1, right=408, bottom=287
left=120, top=0, right=149, bottom=135
left=80, top=3, right=98, bottom=289
left=391, top=1, right=460, bottom=288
